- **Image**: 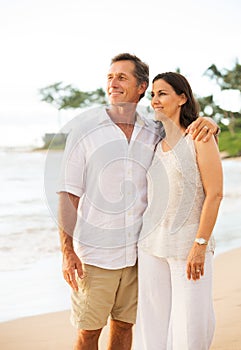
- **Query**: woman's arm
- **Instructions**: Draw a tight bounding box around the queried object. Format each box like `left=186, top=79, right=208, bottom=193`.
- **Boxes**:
left=186, top=136, right=223, bottom=280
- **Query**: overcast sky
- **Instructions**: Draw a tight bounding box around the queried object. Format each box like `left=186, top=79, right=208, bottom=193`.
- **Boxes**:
left=1, top=0, right=241, bottom=146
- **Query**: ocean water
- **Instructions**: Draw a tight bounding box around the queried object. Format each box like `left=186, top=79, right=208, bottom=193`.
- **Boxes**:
left=0, top=149, right=241, bottom=322
left=0, top=149, right=71, bottom=322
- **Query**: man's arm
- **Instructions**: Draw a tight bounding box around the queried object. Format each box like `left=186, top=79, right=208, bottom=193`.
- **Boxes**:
left=186, top=116, right=220, bottom=143
left=58, top=191, right=84, bottom=291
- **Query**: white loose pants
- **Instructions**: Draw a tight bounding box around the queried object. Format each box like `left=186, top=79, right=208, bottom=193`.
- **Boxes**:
left=134, top=249, right=215, bottom=350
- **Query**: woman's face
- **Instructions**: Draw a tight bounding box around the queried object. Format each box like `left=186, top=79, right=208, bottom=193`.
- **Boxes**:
left=151, top=79, right=186, bottom=121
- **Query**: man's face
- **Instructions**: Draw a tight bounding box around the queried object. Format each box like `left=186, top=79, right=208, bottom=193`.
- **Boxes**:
left=106, top=60, right=146, bottom=105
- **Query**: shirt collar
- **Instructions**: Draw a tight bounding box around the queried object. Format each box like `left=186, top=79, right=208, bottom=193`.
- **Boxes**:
left=97, top=106, right=149, bottom=127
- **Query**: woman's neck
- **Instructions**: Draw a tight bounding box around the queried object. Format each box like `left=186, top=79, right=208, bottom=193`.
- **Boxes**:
left=161, top=119, right=186, bottom=149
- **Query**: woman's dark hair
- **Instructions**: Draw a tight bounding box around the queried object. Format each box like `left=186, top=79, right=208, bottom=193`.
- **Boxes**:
left=111, top=53, right=149, bottom=100
left=152, top=72, right=199, bottom=128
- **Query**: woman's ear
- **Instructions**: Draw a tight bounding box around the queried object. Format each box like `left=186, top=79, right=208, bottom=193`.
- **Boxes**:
left=179, top=93, right=187, bottom=106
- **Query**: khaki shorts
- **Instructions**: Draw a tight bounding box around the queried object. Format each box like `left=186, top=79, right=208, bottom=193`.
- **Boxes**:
left=70, top=263, right=137, bottom=330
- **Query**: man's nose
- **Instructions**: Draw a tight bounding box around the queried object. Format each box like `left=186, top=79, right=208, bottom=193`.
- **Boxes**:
left=108, top=76, right=119, bottom=87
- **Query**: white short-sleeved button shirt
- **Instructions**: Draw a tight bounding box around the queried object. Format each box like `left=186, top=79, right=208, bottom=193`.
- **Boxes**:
left=58, top=107, right=161, bottom=269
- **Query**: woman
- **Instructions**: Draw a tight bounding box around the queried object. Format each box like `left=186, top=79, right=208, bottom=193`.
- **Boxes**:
left=134, top=72, right=223, bottom=350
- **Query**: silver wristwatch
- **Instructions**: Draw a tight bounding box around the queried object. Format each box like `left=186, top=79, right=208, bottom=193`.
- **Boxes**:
left=195, top=238, right=208, bottom=245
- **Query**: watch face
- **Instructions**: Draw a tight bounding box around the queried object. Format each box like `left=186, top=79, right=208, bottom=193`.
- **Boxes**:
left=195, top=238, right=208, bottom=245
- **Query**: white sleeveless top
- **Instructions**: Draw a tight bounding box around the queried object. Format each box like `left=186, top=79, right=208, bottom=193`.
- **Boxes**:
left=138, top=134, right=215, bottom=259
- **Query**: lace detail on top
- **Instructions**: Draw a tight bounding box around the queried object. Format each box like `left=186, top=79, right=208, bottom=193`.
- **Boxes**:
left=138, top=134, right=215, bottom=259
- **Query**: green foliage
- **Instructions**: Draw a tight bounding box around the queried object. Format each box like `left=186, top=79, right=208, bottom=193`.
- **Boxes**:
left=39, top=83, right=107, bottom=110
left=39, top=133, right=67, bottom=150
left=39, top=82, right=65, bottom=110
left=196, top=95, right=222, bottom=119
left=198, top=61, right=241, bottom=135
left=218, top=130, right=241, bottom=157
left=205, top=61, right=241, bottom=91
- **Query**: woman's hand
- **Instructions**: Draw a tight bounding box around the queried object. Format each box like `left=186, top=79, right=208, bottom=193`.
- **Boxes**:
left=186, top=116, right=219, bottom=142
left=186, top=244, right=206, bottom=281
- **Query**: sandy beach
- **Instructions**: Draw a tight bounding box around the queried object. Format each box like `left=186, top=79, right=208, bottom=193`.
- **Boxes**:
left=0, top=247, right=241, bottom=349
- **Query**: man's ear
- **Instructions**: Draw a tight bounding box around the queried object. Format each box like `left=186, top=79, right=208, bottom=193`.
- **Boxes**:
left=138, top=81, right=148, bottom=95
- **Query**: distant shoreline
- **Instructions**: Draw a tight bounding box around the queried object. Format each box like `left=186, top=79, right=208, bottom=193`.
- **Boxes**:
left=220, top=152, right=241, bottom=161
left=1, top=146, right=241, bottom=161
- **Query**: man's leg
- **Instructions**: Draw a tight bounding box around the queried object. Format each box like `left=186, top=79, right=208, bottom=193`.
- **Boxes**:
left=71, top=264, right=120, bottom=349
left=107, top=319, right=133, bottom=350
left=108, top=264, right=137, bottom=350
left=74, top=328, right=102, bottom=350
left=71, top=264, right=136, bottom=350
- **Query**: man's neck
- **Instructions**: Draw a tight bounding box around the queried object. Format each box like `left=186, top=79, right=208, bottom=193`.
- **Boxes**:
left=107, top=103, right=137, bottom=125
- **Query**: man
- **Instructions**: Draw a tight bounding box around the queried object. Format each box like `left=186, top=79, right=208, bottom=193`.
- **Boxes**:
left=57, top=53, right=218, bottom=350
